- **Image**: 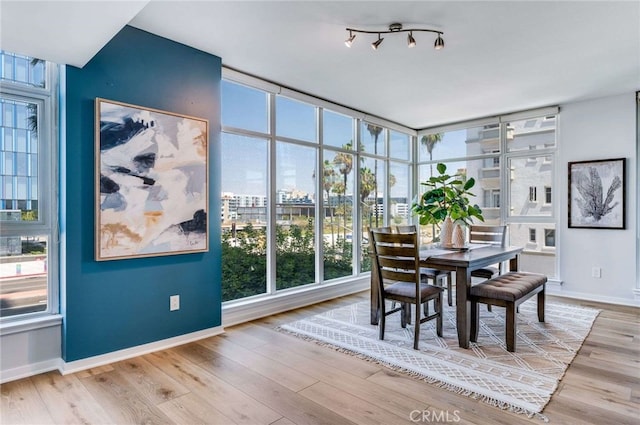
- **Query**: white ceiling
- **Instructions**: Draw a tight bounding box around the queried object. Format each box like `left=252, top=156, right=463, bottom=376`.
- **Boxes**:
left=1, top=1, right=638, bottom=129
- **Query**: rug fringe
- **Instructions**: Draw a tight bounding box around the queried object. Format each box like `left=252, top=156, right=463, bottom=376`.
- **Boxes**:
left=276, top=326, right=550, bottom=422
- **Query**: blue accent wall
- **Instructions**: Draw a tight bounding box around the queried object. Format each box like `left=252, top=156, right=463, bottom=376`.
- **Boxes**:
left=63, top=26, right=221, bottom=362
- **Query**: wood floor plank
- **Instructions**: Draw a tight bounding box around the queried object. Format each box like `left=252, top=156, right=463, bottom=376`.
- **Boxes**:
left=197, top=333, right=320, bottom=392
left=74, top=364, right=114, bottom=378
left=191, top=345, right=358, bottom=425
left=146, top=349, right=282, bottom=425
left=299, top=381, right=410, bottom=425
left=557, top=382, right=640, bottom=418
left=30, top=371, right=114, bottom=424
left=544, top=393, right=639, bottom=425
left=560, top=367, right=632, bottom=401
left=156, top=392, right=241, bottom=425
left=240, top=321, right=382, bottom=379
left=0, top=378, right=55, bottom=425
left=252, top=340, right=430, bottom=419
left=269, top=417, right=297, bottom=425
left=112, top=356, right=191, bottom=405
left=78, top=369, right=173, bottom=424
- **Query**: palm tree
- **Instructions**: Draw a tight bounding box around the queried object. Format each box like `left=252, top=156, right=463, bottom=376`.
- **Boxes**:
left=321, top=160, right=338, bottom=247
left=366, top=124, right=383, bottom=226
left=421, top=133, right=443, bottom=241
left=360, top=167, right=377, bottom=228
left=421, top=133, right=443, bottom=174
left=333, top=142, right=353, bottom=240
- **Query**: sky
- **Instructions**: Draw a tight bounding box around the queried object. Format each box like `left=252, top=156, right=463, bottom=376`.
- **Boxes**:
left=220, top=80, right=469, bottom=198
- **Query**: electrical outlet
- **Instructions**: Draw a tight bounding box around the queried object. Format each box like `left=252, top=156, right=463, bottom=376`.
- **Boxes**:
left=170, top=295, right=180, bottom=311
left=591, top=267, right=601, bottom=278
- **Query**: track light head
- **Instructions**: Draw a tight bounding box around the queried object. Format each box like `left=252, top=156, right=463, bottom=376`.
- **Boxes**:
left=371, top=35, right=384, bottom=50
left=345, top=31, right=356, bottom=48
left=407, top=32, right=416, bottom=48
left=434, top=34, right=445, bottom=50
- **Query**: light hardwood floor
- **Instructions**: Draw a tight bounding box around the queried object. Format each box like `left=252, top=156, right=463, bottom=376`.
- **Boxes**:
left=2, top=292, right=639, bottom=424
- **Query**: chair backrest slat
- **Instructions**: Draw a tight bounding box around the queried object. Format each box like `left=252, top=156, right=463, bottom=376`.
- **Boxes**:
left=469, top=225, right=507, bottom=246
left=370, top=228, right=420, bottom=287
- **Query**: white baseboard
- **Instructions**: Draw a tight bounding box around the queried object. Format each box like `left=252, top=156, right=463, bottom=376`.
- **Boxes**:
left=222, top=277, right=370, bottom=327
left=59, top=325, right=225, bottom=375
left=546, top=287, right=640, bottom=307
left=0, top=359, right=61, bottom=384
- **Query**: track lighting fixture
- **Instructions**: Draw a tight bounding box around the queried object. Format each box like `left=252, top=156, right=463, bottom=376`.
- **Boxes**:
left=344, top=23, right=444, bottom=51
left=371, top=34, right=384, bottom=50
left=407, top=32, right=416, bottom=48
left=344, top=30, right=356, bottom=47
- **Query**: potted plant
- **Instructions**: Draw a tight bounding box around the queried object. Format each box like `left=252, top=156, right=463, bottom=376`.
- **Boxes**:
left=411, top=163, right=484, bottom=247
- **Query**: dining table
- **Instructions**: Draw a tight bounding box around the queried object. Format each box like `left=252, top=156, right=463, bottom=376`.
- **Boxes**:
left=370, top=243, right=524, bottom=349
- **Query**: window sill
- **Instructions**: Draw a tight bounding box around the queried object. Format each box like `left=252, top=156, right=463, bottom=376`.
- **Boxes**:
left=0, top=314, right=62, bottom=336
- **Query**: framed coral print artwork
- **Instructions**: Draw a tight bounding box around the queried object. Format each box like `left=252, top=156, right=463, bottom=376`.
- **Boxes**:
left=568, top=157, right=625, bottom=229
left=95, top=98, right=209, bottom=260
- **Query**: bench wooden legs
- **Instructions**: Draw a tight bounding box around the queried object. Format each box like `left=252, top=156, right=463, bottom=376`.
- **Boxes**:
left=470, top=283, right=546, bottom=352
left=506, top=303, right=517, bottom=352
left=537, top=289, right=545, bottom=322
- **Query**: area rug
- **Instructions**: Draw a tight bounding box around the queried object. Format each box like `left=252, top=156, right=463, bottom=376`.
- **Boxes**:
left=278, top=298, right=599, bottom=420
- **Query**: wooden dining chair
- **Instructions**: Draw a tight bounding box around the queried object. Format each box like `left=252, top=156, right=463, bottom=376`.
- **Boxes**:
left=396, top=225, right=453, bottom=306
left=370, top=228, right=443, bottom=349
left=469, top=225, right=507, bottom=312
left=469, top=225, right=507, bottom=279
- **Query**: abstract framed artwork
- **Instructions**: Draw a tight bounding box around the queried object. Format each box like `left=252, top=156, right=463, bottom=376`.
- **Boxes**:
left=568, top=157, right=625, bottom=229
left=95, top=98, right=209, bottom=260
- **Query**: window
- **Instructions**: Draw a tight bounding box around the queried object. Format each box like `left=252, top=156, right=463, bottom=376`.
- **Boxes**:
left=419, top=123, right=499, bottom=163
left=221, top=80, right=268, bottom=133
left=419, top=108, right=558, bottom=278
left=220, top=133, right=268, bottom=301
left=483, top=189, right=500, bottom=208
left=323, top=148, right=355, bottom=281
left=544, top=186, right=552, bottom=204
left=221, top=77, right=413, bottom=302
left=0, top=51, right=56, bottom=319
left=544, top=229, right=556, bottom=247
left=275, top=142, right=316, bottom=290
left=509, top=156, right=553, bottom=217
left=276, top=96, right=316, bottom=142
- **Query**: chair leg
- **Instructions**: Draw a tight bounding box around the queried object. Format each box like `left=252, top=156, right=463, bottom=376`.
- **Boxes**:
left=506, top=302, right=516, bottom=352
left=446, top=274, right=453, bottom=306
left=435, top=294, right=443, bottom=337
left=423, top=301, right=429, bottom=316
left=401, top=303, right=411, bottom=327
left=379, top=298, right=386, bottom=341
left=413, top=301, right=421, bottom=350
left=470, top=299, right=479, bottom=342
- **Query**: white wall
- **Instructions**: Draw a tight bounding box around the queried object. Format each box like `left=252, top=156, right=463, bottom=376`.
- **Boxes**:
left=556, top=93, right=638, bottom=305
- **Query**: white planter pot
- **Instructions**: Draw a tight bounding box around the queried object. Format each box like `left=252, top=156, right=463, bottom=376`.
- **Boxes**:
left=453, top=224, right=466, bottom=248
left=441, top=217, right=453, bottom=248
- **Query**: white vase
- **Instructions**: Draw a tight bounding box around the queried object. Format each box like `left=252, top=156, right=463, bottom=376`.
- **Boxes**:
left=440, top=216, right=453, bottom=248
left=453, top=224, right=466, bottom=248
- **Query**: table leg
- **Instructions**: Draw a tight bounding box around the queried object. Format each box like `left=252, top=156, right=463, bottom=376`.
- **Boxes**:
left=509, top=253, right=519, bottom=272
left=456, top=267, right=471, bottom=349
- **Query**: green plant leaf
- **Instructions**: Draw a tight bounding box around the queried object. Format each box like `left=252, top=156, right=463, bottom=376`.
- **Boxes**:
left=464, top=177, right=476, bottom=190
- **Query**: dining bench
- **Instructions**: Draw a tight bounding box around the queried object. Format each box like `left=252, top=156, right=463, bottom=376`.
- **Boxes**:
left=469, top=271, right=546, bottom=352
